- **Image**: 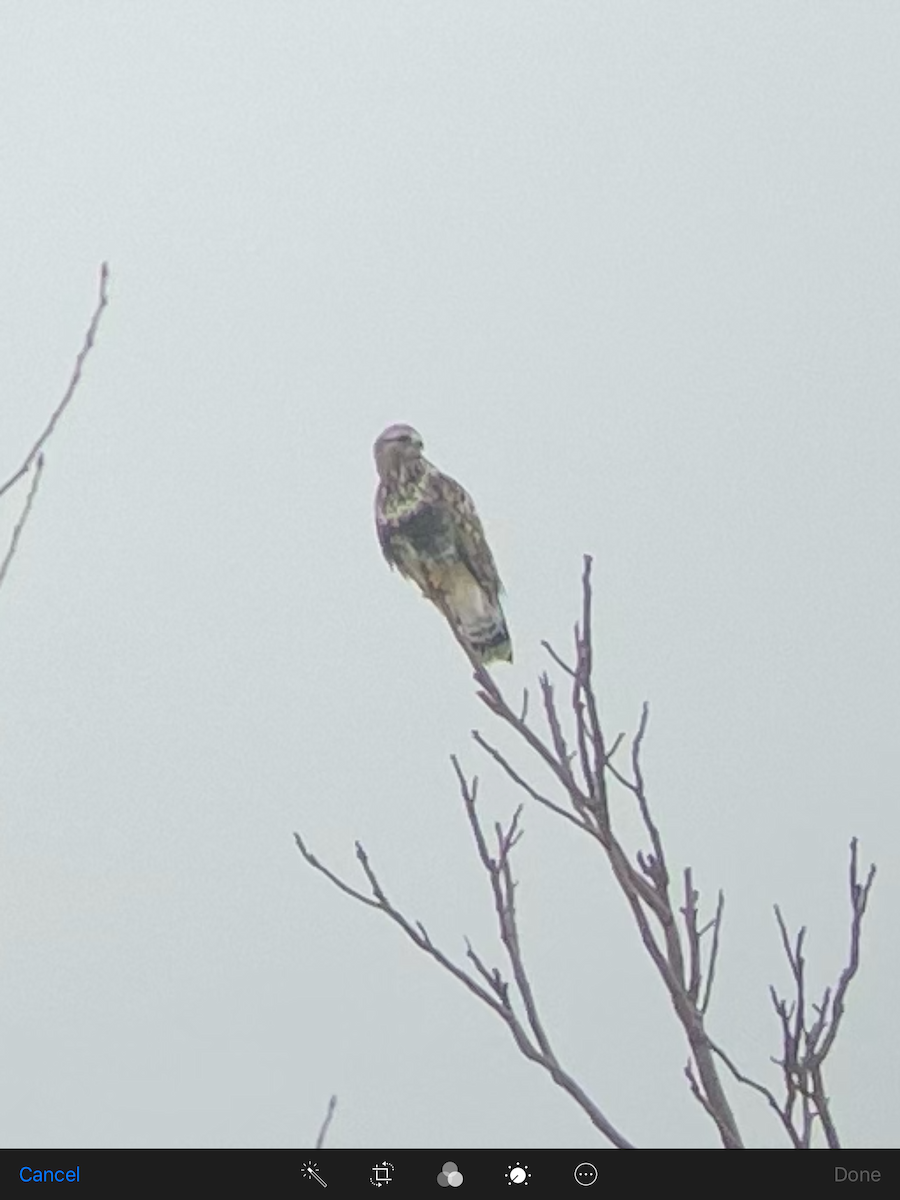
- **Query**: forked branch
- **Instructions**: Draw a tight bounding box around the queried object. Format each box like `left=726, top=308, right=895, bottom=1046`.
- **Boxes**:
left=294, top=764, right=633, bottom=1149
left=0, top=263, right=110, bottom=592
left=711, top=839, right=875, bottom=1148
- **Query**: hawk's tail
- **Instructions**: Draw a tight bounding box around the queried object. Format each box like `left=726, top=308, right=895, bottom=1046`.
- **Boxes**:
left=467, top=614, right=512, bottom=665
left=445, top=570, right=512, bottom=665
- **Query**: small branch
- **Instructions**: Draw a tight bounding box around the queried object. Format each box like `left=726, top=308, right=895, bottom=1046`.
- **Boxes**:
left=541, top=639, right=576, bottom=678
left=0, top=264, right=110, bottom=595
left=606, top=731, right=625, bottom=760
left=464, top=936, right=509, bottom=1001
left=682, top=869, right=702, bottom=1005
left=710, top=1038, right=804, bottom=1150
left=540, top=674, right=578, bottom=790
left=472, top=665, right=596, bottom=817
left=293, top=832, right=381, bottom=910
left=315, top=1094, right=337, bottom=1150
left=684, top=1058, right=719, bottom=1125
left=472, top=731, right=594, bottom=834
left=0, top=263, right=110, bottom=501
left=630, top=704, right=668, bottom=889
left=699, top=890, right=725, bottom=1016
left=576, top=557, right=608, bottom=812
left=0, top=454, right=45, bottom=590
left=813, top=838, right=875, bottom=1064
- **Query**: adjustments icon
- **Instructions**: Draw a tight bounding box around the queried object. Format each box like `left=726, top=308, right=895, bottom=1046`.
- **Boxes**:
left=507, top=1161, right=531, bottom=1184
left=370, top=1161, right=394, bottom=1187
left=574, top=1162, right=598, bottom=1186
left=301, top=1160, right=327, bottom=1187
left=437, top=1161, right=463, bottom=1188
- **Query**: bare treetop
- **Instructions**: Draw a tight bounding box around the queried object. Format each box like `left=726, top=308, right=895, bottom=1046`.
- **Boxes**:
left=296, top=558, right=876, bottom=1148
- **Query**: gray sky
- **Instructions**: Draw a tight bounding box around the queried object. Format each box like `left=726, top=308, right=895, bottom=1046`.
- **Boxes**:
left=0, top=2, right=897, bottom=1150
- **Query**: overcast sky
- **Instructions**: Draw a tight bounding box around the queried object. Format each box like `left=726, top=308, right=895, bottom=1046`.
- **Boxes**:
left=0, top=2, right=897, bottom=1150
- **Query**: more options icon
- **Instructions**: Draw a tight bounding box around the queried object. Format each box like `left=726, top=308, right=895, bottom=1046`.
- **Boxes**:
left=574, top=1162, right=598, bottom=1186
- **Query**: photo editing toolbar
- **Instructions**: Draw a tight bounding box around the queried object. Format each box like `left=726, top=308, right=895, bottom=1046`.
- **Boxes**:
left=5, top=1147, right=894, bottom=1194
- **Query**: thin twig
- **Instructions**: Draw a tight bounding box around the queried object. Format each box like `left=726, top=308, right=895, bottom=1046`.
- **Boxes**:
left=709, top=1038, right=804, bottom=1150
left=630, top=704, right=668, bottom=888
left=699, top=890, right=725, bottom=1016
left=0, top=454, right=45, bottom=590
left=683, top=869, right=702, bottom=1005
left=472, top=731, right=594, bottom=834
left=541, top=640, right=576, bottom=678
left=577, top=558, right=608, bottom=811
left=294, top=832, right=381, bottom=910
left=0, top=263, right=110, bottom=501
left=472, top=667, right=596, bottom=815
left=315, top=1094, right=337, bottom=1150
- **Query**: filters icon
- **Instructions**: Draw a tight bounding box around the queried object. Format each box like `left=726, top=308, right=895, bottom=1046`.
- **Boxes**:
left=437, top=1161, right=464, bottom=1187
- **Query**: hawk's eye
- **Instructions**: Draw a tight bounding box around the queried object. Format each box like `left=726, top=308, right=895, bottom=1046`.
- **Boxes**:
left=397, top=434, right=411, bottom=443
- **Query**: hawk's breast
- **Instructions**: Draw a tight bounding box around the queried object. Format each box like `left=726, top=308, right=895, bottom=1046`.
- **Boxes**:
left=391, top=503, right=457, bottom=563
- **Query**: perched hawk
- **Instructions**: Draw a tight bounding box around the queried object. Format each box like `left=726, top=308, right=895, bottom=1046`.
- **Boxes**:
left=374, top=424, right=512, bottom=665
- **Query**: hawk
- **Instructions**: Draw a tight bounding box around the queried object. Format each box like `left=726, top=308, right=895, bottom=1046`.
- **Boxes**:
left=374, top=424, right=512, bottom=665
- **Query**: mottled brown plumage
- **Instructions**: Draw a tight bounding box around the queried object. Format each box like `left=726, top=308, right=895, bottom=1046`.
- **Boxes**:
left=374, top=424, right=511, bottom=664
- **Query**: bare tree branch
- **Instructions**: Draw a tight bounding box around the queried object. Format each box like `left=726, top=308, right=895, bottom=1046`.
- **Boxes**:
left=0, top=263, right=110, bottom=502
left=815, top=838, right=875, bottom=1065
left=709, top=839, right=875, bottom=1147
left=293, top=759, right=634, bottom=1147
left=470, top=558, right=744, bottom=1147
left=709, top=1036, right=805, bottom=1150
left=294, top=832, right=382, bottom=911
left=472, top=730, right=590, bottom=833
left=0, top=263, right=110, bottom=593
left=295, top=556, right=875, bottom=1150
left=540, top=639, right=576, bottom=678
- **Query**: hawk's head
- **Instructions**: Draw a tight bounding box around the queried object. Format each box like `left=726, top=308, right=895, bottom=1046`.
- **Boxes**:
left=373, top=424, right=425, bottom=482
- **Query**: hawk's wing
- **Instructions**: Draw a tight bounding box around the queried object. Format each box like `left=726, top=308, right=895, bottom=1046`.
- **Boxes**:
left=374, top=484, right=396, bottom=567
left=430, top=470, right=504, bottom=604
